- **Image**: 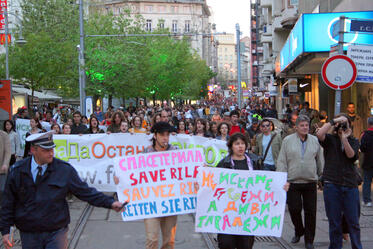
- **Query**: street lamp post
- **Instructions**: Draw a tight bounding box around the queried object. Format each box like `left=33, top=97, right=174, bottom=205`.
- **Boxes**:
left=236, top=23, right=242, bottom=109
left=79, top=0, right=87, bottom=115
left=4, top=8, right=10, bottom=80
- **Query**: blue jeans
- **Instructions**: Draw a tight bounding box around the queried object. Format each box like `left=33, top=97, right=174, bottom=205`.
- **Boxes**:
left=323, top=183, right=362, bottom=249
left=363, top=168, right=373, bottom=203
left=263, top=163, right=276, bottom=171
left=20, top=226, right=68, bottom=249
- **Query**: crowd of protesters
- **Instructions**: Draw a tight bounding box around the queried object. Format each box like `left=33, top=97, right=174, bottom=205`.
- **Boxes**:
left=0, top=99, right=372, bottom=249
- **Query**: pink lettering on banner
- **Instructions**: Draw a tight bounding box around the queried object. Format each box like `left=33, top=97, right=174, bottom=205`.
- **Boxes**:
left=119, top=149, right=203, bottom=172
left=222, top=215, right=231, bottom=231
left=119, top=158, right=126, bottom=171
left=138, top=156, right=146, bottom=169
left=164, top=153, right=170, bottom=165
left=127, top=157, right=137, bottom=170
left=171, top=152, right=178, bottom=165
left=195, top=150, right=203, bottom=163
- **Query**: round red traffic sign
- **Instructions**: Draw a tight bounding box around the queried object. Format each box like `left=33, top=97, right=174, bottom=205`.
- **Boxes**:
left=321, top=55, right=357, bottom=90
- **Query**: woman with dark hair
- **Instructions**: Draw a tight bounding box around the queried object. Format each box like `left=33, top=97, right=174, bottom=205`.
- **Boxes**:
left=51, top=124, right=61, bottom=134
left=86, top=116, right=105, bottom=134
left=152, top=113, right=161, bottom=126
left=23, top=117, right=43, bottom=158
left=215, top=133, right=289, bottom=249
left=3, top=120, right=20, bottom=166
left=187, top=122, right=195, bottom=135
left=209, top=121, right=218, bottom=138
left=216, top=122, right=230, bottom=141
left=216, top=133, right=256, bottom=249
left=107, top=111, right=124, bottom=133
left=129, top=116, right=146, bottom=133
left=177, top=120, right=188, bottom=134
left=194, top=118, right=211, bottom=137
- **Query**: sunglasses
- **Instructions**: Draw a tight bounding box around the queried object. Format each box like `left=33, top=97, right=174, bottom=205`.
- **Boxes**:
left=261, top=124, right=270, bottom=128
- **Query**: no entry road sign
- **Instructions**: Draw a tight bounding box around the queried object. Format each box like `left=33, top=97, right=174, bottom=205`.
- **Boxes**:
left=321, top=55, right=357, bottom=90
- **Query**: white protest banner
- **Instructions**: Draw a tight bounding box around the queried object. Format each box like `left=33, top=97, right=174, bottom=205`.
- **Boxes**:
left=195, top=167, right=287, bottom=237
left=16, top=118, right=106, bottom=156
left=114, top=148, right=204, bottom=221
left=51, top=133, right=227, bottom=192
left=15, top=118, right=51, bottom=156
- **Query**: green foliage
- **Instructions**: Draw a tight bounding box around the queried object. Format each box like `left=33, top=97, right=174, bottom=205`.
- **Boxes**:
left=1, top=1, right=213, bottom=101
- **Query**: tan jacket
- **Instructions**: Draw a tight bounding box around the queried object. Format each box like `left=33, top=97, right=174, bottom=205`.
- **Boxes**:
left=277, top=133, right=324, bottom=183
left=254, top=131, right=282, bottom=166
left=0, top=131, right=11, bottom=171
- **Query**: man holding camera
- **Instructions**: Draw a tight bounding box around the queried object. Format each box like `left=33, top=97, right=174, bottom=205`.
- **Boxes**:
left=316, top=114, right=362, bottom=249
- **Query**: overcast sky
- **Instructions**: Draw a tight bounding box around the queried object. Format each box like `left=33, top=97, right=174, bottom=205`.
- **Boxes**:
left=207, top=0, right=251, bottom=37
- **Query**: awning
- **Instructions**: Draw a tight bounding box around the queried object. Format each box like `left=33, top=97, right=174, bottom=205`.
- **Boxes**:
left=12, top=85, right=62, bottom=100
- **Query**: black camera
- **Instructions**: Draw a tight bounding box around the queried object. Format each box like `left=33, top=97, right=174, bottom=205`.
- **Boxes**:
left=337, top=122, right=348, bottom=131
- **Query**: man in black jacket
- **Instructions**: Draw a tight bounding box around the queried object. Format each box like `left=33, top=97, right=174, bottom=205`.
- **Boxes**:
left=70, top=111, right=87, bottom=134
left=0, top=131, right=124, bottom=249
left=316, top=114, right=362, bottom=249
left=361, top=117, right=373, bottom=207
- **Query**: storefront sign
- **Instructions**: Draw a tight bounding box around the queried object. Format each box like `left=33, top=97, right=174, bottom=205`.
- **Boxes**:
left=288, top=78, right=298, bottom=94
left=195, top=167, right=287, bottom=237
left=347, top=44, right=373, bottom=83
left=279, top=11, right=373, bottom=72
left=350, top=20, right=373, bottom=33
left=0, top=79, right=11, bottom=120
left=0, top=0, right=7, bottom=30
left=114, top=148, right=203, bottom=221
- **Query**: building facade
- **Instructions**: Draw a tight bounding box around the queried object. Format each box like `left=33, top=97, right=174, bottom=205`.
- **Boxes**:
left=215, top=33, right=237, bottom=87
left=90, top=0, right=214, bottom=67
left=240, top=36, right=251, bottom=89
left=254, top=0, right=373, bottom=124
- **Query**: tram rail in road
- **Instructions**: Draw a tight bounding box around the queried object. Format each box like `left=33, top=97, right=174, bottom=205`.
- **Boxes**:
left=0, top=202, right=294, bottom=249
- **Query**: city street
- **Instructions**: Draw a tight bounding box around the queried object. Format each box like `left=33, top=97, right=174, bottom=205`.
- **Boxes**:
left=1, top=0, right=373, bottom=249
left=4, top=190, right=373, bottom=249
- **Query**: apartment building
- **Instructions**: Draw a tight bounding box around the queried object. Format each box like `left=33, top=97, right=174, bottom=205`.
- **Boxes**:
left=240, top=36, right=251, bottom=89
left=215, top=33, right=237, bottom=86
left=90, top=0, right=214, bottom=67
left=255, top=0, right=373, bottom=123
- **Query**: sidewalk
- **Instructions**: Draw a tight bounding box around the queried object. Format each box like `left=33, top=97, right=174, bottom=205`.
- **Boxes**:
left=280, top=191, right=373, bottom=249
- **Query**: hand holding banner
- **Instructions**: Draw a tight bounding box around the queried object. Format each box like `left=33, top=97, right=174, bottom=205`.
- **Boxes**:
left=195, top=167, right=287, bottom=237
left=114, top=148, right=205, bottom=221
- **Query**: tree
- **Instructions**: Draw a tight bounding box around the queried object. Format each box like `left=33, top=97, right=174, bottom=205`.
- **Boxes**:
left=0, top=0, right=80, bottom=104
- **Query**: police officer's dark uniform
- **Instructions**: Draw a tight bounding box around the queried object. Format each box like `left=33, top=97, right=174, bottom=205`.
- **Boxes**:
left=0, top=131, right=118, bottom=249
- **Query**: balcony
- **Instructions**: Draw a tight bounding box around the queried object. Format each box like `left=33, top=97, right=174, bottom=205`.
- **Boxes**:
left=273, top=7, right=298, bottom=31
left=261, top=63, right=274, bottom=76
left=260, top=33, right=272, bottom=43
left=260, top=0, right=272, bottom=8
left=257, top=46, right=264, bottom=53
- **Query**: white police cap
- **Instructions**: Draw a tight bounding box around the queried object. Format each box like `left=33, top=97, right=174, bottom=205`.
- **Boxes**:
left=26, top=130, right=56, bottom=149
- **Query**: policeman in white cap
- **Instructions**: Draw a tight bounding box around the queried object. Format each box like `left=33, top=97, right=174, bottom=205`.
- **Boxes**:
left=0, top=131, right=125, bottom=249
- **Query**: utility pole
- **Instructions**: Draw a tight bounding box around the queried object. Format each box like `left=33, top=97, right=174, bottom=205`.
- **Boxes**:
left=236, top=23, right=242, bottom=109
left=4, top=7, right=9, bottom=80
left=335, top=16, right=345, bottom=115
left=79, top=0, right=87, bottom=115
